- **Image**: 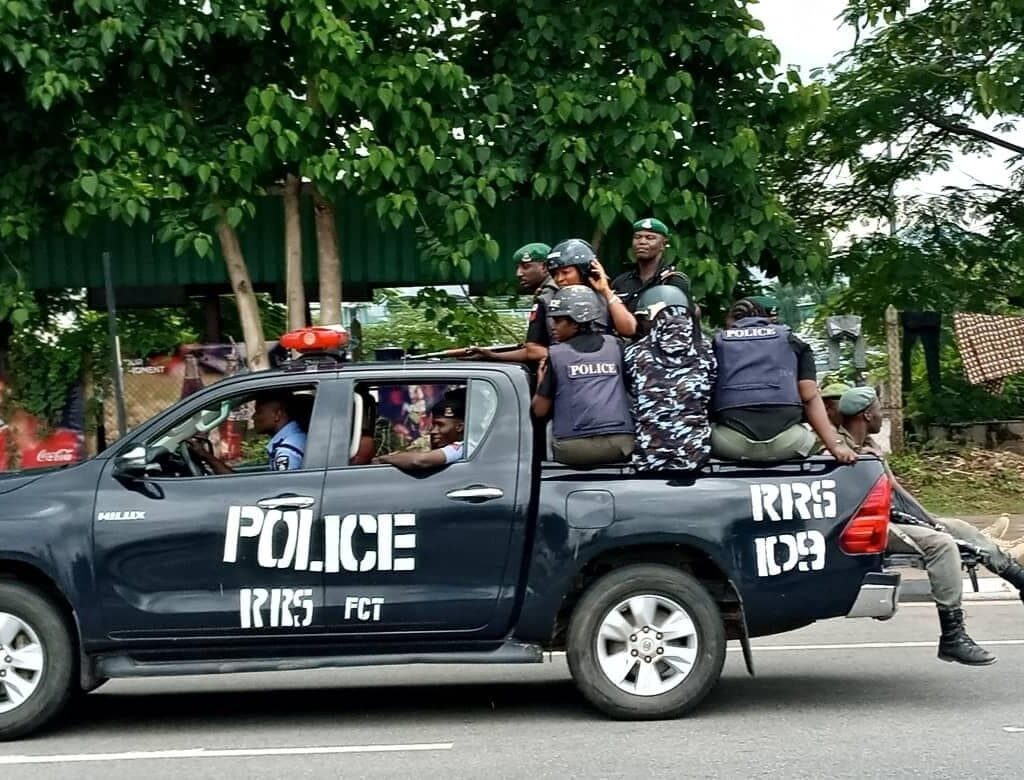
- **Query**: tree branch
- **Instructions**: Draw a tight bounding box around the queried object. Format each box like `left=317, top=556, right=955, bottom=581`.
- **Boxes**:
left=919, top=113, right=1024, bottom=156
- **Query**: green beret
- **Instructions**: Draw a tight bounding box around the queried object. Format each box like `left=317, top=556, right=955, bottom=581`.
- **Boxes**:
left=838, top=386, right=878, bottom=416
left=633, top=217, right=669, bottom=236
left=821, top=382, right=852, bottom=400
left=512, top=242, right=551, bottom=264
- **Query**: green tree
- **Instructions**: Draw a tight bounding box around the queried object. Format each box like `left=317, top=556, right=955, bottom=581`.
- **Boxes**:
left=463, top=0, right=830, bottom=307
left=360, top=290, right=526, bottom=356
left=786, top=0, right=1024, bottom=325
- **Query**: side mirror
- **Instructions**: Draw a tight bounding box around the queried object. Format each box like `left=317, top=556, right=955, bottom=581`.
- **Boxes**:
left=112, top=446, right=154, bottom=479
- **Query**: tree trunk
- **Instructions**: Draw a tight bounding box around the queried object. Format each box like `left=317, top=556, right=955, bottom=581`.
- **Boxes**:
left=313, top=188, right=342, bottom=326
left=216, top=216, right=269, bottom=371
left=284, top=174, right=307, bottom=332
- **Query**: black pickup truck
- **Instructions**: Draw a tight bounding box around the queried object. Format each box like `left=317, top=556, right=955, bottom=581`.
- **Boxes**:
left=0, top=358, right=897, bottom=739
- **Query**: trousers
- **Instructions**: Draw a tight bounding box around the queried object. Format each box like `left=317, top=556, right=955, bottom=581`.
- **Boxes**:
left=887, top=489, right=1011, bottom=608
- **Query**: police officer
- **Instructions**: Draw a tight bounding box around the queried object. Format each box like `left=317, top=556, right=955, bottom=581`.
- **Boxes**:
left=612, top=218, right=691, bottom=314
left=837, top=386, right=1024, bottom=665
left=374, top=390, right=466, bottom=470
left=820, top=381, right=852, bottom=429
left=189, top=391, right=306, bottom=474
left=545, top=239, right=637, bottom=338
left=531, top=285, right=634, bottom=466
left=470, top=243, right=555, bottom=364
left=625, top=285, right=716, bottom=471
left=710, top=298, right=856, bottom=464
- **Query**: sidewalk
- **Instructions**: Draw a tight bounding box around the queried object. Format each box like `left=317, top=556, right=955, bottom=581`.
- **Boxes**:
left=896, top=514, right=1024, bottom=602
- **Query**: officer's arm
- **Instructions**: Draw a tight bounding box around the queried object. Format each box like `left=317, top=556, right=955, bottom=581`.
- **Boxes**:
left=374, top=448, right=447, bottom=470
left=591, top=259, right=636, bottom=337
left=532, top=360, right=554, bottom=418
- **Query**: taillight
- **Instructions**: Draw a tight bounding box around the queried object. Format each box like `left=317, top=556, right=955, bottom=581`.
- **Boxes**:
left=840, top=474, right=891, bottom=555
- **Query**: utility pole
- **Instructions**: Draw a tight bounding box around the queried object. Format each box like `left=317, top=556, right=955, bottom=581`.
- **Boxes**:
left=884, top=143, right=904, bottom=453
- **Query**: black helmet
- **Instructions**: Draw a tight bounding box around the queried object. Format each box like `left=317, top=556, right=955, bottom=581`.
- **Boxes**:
left=635, top=285, right=691, bottom=319
left=546, top=239, right=595, bottom=272
left=547, top=285, right=601, bottom=323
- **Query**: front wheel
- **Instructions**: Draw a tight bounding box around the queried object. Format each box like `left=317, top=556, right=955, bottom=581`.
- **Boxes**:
left=567, top=564, right=726, bottom=720
left=0, top=582, right=75, bottom=740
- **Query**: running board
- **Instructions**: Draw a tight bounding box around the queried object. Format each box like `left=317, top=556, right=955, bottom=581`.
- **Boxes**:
left=97, top=641, right=544, bottom=679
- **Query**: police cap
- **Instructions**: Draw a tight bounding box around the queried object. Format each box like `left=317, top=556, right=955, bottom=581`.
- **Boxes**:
left=839, top=386, right=878, bottom=416
left=512, top=242, right=551, bottom=264
left=431, top=390, right=465, bottom=420
left=633, top=217, right=669, bottom=236
left=820, top=382, right=852, bottom=400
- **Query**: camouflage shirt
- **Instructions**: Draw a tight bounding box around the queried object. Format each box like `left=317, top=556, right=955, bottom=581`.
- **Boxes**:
left=624, top=313, right=716, bottom=471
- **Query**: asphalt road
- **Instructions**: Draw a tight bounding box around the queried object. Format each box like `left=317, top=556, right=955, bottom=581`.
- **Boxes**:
left=4, top=602, right=1024, bottom=779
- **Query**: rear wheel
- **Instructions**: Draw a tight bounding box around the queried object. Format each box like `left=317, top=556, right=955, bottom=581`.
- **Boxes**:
left=567, top=564, right=726, bottom=719
left=0, top=583, right=74, bottom=740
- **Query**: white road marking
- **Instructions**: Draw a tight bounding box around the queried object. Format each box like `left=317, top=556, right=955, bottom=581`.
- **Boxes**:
left=0, top=743, right=454, bottom=766
left=1003, top=727, right=1024, bottom=733
left=900, top=600, right=1020, bottom=608
left=739, top=639, right=1024, bottom=652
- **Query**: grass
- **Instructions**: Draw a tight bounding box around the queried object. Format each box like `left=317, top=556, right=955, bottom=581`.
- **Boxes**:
left=888, top=447, right=1024, bottom=516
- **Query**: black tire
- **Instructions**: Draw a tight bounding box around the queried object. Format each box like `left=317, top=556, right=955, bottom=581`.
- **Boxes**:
left=567, top=564, right=726, bottom=720
left=0, top=582, right=75, bottom=740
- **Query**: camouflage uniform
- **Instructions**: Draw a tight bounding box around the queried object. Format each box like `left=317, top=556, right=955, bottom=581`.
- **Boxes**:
left=624, top=313, right=716, bottom=471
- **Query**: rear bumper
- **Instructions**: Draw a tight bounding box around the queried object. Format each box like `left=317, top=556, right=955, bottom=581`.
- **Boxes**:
left=845, top=571, right=901, bottom=619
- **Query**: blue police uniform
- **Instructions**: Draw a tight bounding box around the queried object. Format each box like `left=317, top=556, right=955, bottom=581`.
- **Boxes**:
left=267, top=420, right=306, bottom=471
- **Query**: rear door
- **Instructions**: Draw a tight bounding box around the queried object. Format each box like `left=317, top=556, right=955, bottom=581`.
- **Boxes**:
left=318, top=370, right=528, bottom=638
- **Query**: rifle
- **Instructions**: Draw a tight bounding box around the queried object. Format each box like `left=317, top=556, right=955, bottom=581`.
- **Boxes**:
left=407, top=343, right=522, bottom=360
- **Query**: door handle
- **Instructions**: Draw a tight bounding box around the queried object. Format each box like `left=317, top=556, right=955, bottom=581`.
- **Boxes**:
left=446, top=486, right=504, bottom=502
left=257, top=495, right=316, bottom=510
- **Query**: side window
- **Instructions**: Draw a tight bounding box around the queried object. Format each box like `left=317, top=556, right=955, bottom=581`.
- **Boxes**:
left=142, top=384, right=317, bottom=477
left=347, top=379, right=497, bottom=466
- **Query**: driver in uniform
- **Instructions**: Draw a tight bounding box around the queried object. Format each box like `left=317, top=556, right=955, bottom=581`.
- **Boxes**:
left=189, top=391, right=306, bottom=474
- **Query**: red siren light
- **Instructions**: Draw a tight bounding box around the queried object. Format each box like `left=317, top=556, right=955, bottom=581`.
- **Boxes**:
left=279, top=326, right=349, bottom=352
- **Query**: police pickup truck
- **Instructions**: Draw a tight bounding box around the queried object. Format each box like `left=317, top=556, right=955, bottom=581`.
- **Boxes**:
left=0, top=342, right=897, bottom=739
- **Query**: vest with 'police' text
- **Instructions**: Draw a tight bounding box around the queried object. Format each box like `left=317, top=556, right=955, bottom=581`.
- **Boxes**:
left=712, top=317, right=801, bottom=413
left=549, top=335, right=633, bottom=440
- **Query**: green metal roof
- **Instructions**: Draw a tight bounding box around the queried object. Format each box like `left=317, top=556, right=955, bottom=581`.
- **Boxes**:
left=26, top=195, right=623, bottom=302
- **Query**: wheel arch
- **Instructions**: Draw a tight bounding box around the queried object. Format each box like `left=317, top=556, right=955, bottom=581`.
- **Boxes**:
left=549, top=543, right=746, bottom=650
left=0, top=559, right=90, bottom=690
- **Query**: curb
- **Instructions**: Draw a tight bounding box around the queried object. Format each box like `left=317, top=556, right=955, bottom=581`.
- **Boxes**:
left=898, top=576, right=1018, bottom=603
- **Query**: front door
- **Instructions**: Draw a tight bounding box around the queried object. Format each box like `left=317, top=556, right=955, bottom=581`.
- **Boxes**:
left=92, top=379, right=330, bottom=640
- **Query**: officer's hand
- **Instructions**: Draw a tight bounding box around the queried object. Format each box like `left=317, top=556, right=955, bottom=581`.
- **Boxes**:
left=456, top=347, right=480, bottom=360
left=830, top=443, right=858, bottom=465
left=537, top=357, right=548, bottom=383
left=590, top=259, right=611, bottom=294
left=186, top=437, right=213, bottom=460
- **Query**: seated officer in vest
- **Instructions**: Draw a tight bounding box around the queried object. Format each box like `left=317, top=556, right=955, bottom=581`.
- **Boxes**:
left=532, top=285, right=635, bottom=466
left=373, top=390, right=466, bottom=470
left=625, top=285, right=716, bottom=471
left=710, top=298, right=856, bottom=464
left=545, top=239, right=637, bottom=338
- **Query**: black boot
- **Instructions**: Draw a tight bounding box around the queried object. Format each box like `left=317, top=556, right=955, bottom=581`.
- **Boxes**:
left=937, top=607, right=996, bottom=665
left=999, top=560, right=1024, bottom=605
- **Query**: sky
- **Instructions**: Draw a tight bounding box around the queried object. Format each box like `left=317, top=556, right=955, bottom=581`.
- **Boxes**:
left=752, top=0, right=1015, bottom=209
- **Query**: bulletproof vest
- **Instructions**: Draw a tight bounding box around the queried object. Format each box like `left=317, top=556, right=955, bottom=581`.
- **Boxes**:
left=713, top=317, right=801, bottom=412
left=549, top=336, right=633, bottom=440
